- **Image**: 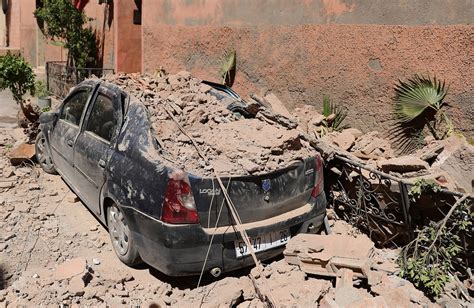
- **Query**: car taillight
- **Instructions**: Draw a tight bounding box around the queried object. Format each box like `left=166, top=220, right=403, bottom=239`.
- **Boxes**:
left=311, top=154, right=324, bottom=198
left=161, top=169, right=199, bottom=224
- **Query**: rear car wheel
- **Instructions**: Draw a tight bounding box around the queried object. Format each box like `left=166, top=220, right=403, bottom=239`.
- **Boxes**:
left=107, top=204, right=141, bottom=266
left=35, top=131, right=57, bottom=174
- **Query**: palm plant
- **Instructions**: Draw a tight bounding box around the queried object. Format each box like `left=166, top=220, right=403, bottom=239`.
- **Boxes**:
left=389, top=75, right=451, bottom=154
left=323, top=95, right=349, bottom=131
left=315, top=95, right=349, bottom=138
left=219, top=49, right=236, bottom=87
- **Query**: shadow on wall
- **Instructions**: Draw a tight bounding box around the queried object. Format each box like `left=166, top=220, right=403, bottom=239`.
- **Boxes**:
left=95, top=1, right=114, bottom=69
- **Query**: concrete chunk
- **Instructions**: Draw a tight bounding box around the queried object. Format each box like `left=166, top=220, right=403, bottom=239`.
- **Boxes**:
left=8, top=143, right=35, bottom=166
left=263, top=93, right=292, bottom=118
left=284, top=234, right=374, bottom=278
left=54, top=257, right=87, bottom=280
left=379, top=156, right=429, bottom=173
left=342, top=128, right=363, bottom=139
left=332, top=131, right=356, bottom=151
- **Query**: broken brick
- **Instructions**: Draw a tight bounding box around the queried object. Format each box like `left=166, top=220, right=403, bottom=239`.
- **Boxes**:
left=8, top=143, right=35, bottom=166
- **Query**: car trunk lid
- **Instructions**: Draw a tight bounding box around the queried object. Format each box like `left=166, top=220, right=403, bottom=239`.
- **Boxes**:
left=190, top=156, right=318, bottom=228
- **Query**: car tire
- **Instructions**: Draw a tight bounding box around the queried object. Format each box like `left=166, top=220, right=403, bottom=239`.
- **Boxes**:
left=35, top=131, right=58, bottom=174
left=107, top=204, right=142, bottom=266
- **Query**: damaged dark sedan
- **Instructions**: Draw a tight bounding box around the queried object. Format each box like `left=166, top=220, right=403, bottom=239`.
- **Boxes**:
left=35, top=77, right=327, bottom=277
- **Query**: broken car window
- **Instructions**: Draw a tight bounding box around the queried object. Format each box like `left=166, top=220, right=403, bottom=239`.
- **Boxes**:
left=85, top=94, right=116, bottom=142
left=60, top=90, right=90, bottom=126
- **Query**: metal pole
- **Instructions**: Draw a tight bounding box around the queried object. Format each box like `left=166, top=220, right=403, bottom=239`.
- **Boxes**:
left=398, top=182, right=413, bottom=241
left=46, top=62, right=50, bottom=93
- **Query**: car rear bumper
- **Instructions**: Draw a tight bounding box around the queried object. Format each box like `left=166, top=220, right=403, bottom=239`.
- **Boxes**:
left=123, top=192, right=327, bottom=276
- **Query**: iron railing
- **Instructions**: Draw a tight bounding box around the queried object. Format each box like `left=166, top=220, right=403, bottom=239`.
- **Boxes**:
left=327, top=154, right=471, bottom=248
left=46, top=61, right=114, bottom=99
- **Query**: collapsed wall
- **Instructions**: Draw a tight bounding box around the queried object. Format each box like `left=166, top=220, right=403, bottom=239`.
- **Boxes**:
left=294, top=104, right=474, bottom=193
left=100, top=72, right=315, bottom=176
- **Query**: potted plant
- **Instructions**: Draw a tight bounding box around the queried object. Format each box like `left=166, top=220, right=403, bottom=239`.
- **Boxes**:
left=35, top=80, right=51, bottom=109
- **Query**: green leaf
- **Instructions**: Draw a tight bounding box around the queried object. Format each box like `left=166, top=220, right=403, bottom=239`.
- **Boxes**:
left=323, top=95, right=331, bottom=117
left=389, top=75, right=450, bottom=154
left=34, top=0, right=97, bottom=68
left=394, top=75, right=448, bottom=123
left=50, top=40, right=66, bottom=47
left=219, top=49, right=236, bottom=87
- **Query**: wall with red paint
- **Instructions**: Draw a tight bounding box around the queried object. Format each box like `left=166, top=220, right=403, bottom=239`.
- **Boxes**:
left=83, top=2, right=115, bottom=69
left=114, top=0, right=141, bottom=73
left=142, top=0, right=474, bottom=137
left=5, top=0, right=116, bottom=69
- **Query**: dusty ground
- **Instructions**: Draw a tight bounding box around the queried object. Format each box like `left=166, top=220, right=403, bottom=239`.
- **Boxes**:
left=1, top=83, right=472, bottom=306
left=0, top=91, right=18, bottom=129
left=0, top=124, right=440, bottom=307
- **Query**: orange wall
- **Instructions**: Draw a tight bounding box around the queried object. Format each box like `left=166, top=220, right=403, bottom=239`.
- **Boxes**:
left=83, top=2, right=115, bottom=69
left=6, top=0, right=116, bottom=69
left=7, top=0, right=21, bottom=50
left=142, top=0, right=474, bottom=137
left=114, top=0, right=142, bottom=73
left=6, top=0, right=143, bottom=73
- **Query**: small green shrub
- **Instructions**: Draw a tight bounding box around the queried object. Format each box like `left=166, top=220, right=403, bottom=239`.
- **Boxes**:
left=35, top=80, right=49, bottom=98
left=0, top=53, right=36, bottom=103
left=316, top=96, right=350, bottom=137
left=34, top=0, right=97, bottom=68
left=322, top=95, right=349, bottom=132
left=408, top=179, right=442, bottom=203
left=399, top=196, right=472, bottom=297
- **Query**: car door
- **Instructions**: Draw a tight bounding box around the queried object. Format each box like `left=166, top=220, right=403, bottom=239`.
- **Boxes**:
left=73, top=86, right=122, bottom=214
left=49, top=86, right=93, bottom=183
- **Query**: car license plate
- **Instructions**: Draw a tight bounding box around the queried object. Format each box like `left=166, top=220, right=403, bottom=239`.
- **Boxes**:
left=234, top=229, right=290, bottom=258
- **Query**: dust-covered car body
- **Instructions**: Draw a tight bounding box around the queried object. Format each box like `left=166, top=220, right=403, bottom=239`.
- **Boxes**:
left=36, top=79, right=327, bottom=276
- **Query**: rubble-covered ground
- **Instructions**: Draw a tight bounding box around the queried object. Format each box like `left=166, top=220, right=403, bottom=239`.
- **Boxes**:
left=0, top=125, right=447, bottom=307
left=0, top=72, right=472, bottom=306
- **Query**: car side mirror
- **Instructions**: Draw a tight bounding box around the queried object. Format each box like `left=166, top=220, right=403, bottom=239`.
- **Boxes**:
left=39, top=111, right=58, bottom=124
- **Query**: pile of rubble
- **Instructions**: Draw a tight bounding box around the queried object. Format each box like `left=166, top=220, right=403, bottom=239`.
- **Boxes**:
left=1, top=103, right=471, bottom=306
left=99, top=72, right=315, bottom=176
left=294, top=104, right=474, bottom=193
left=0, top=126, right=440, bottom=307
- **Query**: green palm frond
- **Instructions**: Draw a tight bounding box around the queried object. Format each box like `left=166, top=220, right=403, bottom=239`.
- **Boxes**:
left=333, top=109, right=349, bottom=131
left=321, top=95, right=349, bottom=133
left=219, top=49, right=236, bottom=87
left=323, top=95, right=331, bottom=117
left=390, top=75, right=450, bottom=154
left=394, top=75, right=448, bottom=123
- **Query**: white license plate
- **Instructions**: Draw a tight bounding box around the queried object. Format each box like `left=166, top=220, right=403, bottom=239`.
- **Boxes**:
left=234, top=229, right=290, bottom=258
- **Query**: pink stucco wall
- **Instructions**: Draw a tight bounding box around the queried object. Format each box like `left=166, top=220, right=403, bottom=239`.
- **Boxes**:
left=114, top=0, right=142, bottom=73
left=84, top=2, right=115, bottom=69
left=6, top=0, right=116, bottom=69
left=142, top=0, right=474, bottom=137
left=7, top=0, right=21, bottom=50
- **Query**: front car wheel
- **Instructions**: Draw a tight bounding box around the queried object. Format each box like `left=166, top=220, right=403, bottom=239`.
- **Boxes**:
left=35, top=131, right=57, bottom=174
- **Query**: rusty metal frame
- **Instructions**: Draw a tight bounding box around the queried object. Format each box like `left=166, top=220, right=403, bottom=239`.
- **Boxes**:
left=328, top=154, right=470, bottom=248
